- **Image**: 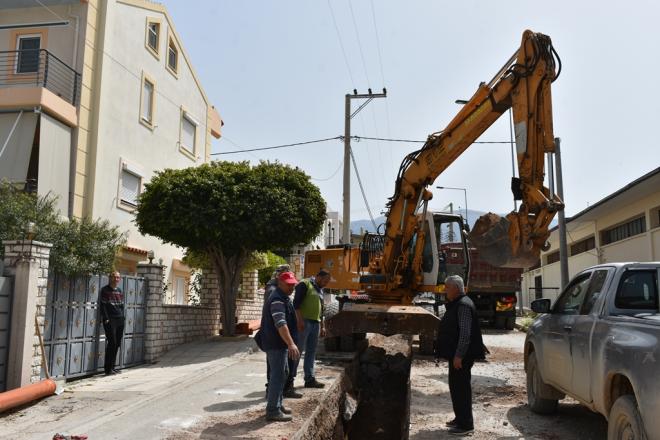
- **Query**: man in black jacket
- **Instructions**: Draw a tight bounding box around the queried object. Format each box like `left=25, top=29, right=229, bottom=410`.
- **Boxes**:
left=100, top=271, right=124, bottom=376
left=436, top=275, right=485, bottom=436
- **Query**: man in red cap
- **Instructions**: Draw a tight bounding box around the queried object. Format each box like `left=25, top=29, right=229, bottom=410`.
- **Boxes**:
left=259, top=271, right=301, bottom=422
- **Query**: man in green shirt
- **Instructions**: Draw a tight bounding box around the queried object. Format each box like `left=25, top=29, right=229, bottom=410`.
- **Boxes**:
left=292, top=269, right=331, bottom=389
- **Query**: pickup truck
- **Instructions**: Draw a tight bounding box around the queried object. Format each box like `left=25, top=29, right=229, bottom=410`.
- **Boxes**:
left=524, top=262, right=659, bottom=440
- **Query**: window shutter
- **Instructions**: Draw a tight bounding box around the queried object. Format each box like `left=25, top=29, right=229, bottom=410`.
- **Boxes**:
left=121, top=170, right=140, bottom=206
left=181, top=115, right=196, bottom=152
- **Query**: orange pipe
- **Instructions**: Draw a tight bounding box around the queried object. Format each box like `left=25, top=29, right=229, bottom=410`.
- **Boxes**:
left=0, top=379, right=57, bottom=413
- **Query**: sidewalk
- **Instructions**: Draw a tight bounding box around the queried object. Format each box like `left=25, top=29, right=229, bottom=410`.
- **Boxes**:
left=0, top=336, right=266, bottom=439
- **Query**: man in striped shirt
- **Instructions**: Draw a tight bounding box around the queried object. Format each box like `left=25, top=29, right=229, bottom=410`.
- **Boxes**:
left=436, top=275, right=485, bottom=436
left=260, top=271, right=301, bottom=422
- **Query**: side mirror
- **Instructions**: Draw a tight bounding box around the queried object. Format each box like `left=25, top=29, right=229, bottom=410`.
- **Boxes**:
left=531, top=298, right=551, bottom=314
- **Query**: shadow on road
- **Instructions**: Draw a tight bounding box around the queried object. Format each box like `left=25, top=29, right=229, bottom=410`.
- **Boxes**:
left=199, top=417, right=269, bottom=439
left=505, top=402, right=607, bottom=439
left=203, top=397, right=264, bottom=413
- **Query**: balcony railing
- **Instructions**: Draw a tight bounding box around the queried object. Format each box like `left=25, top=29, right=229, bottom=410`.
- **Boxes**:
left=0, top=49, right=81, bottom=106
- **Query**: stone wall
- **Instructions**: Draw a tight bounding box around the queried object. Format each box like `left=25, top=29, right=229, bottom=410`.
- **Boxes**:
left=202, top=269, right=264, bottom=323
left=2, top=240, right=51, bottom=387
left=139, top=265, right=263, bottom=362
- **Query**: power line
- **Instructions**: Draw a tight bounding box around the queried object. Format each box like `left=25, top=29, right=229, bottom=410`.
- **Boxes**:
left=212, top=135, right=514, bottom=155
left=211, top=136, right=342, bottom=155
left=327, top=0, right=355, bottom=85
left=347, top=0, right=371, bottom=87
left=349, top=146, right=377, bottom=230
left=311, top=159, right=344, bottom=182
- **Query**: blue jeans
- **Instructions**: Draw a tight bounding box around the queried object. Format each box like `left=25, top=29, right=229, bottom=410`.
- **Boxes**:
left=294, top=319, right=320, bottom=383
left=265, top=348, right=288, bottom=416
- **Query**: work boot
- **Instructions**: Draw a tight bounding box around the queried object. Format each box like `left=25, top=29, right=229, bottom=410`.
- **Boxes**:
left=266, top=411, right=292, bottom=422
left=304, top=378, right=325, bottom=388
left=448, top=426, right=474, bottom=436
left=280, top=406, right=292, bottom=415
left=283, top=387, right=303, bottom=398
left=446, top=418, right=458, bottom=428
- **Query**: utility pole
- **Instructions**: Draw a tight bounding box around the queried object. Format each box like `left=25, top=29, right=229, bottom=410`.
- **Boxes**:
left=342, top=88, right=387, bottom=244
left=554, top=138, right=569, bottom=289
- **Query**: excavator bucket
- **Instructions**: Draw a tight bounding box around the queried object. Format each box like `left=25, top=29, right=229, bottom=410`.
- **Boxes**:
left=468, top=212, right=539, bottom=268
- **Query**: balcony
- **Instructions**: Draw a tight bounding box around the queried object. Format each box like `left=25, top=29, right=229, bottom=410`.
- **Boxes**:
left=0, top=48, right=81, bottom=107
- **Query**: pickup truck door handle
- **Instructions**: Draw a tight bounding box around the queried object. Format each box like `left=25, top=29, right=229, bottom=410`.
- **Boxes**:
left=563, top=326, right=572, bottom=332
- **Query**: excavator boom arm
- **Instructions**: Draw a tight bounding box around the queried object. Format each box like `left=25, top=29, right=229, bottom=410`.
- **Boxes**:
left=382, top=30, right=563, bottom=286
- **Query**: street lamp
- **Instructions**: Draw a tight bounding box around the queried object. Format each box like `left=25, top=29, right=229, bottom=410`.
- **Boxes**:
left=436, top=186, right=468, bottom=227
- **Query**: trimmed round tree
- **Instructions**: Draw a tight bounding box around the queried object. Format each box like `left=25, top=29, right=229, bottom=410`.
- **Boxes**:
left=135, top=161, right=326, bottom=336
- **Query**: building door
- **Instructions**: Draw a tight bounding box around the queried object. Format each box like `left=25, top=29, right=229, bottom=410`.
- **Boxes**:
left=534, top=275, right=543, bottom=299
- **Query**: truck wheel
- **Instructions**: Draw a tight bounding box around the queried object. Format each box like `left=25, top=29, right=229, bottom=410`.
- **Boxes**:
left=608, top=395, right=647, bottom=440
left=526, top=354, right=558, bottom=414
left=505, top=317, right=516, bottom=330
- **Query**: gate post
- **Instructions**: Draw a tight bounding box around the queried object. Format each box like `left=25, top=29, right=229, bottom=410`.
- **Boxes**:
left=137, top=263, right=164, bottom=363
left=2, top=240, right=52, bottom=389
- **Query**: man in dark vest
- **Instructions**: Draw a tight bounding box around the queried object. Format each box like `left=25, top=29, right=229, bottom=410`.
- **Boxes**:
left=100, top=271, right=125, bottom=376
left=260, top=271, right=301, bottom=422
left=436, top=275, right=485, bottom=436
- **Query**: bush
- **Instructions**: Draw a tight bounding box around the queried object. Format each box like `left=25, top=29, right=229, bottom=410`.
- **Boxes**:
left=0, top=182, right=126, bottom=275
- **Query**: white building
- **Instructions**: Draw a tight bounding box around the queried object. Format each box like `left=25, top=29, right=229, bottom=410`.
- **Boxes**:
left=0, top=0, right=223, bottom=302
left=521, top=167, right=660, bottom=307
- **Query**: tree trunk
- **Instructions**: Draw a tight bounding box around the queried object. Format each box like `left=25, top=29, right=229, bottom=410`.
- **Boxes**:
left=209, top=247, right=248, bottom=337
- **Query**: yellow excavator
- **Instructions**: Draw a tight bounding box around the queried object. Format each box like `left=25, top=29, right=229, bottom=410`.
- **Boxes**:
left=304, top=30, right=564, bottom=352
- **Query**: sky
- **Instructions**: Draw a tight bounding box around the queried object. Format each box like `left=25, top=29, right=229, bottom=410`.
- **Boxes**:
left=165, top=0, right=659, bottom=224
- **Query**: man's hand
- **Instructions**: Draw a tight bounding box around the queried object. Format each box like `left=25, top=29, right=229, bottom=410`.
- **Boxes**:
left=320, top=324, right=326, bottom=338
left=453, top=356, right=463, bottom=370
left=288, top=343, right=300, bottom=361
left=297, top=320, right=305, bottom=333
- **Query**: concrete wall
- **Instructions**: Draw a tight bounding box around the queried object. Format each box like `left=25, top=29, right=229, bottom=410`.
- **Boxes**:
left=521, top=189, right=660, bottom=307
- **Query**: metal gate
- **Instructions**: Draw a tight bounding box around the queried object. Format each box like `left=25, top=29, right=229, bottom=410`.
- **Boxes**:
left=0, top=276, right=12, bottom=392
left=43, top=273, right=146, bottom=379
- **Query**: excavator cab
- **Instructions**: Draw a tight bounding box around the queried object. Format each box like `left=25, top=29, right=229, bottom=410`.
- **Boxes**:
left=410, top=211, right=470, bottom=293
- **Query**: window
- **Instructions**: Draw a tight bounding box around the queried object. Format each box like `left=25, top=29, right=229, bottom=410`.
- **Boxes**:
left=167, top=36, right=178, bottom=74
left=16, top=35, right=40, bottom=73
left=553, top=273, right=591, bottom=315
left=174, top=276, right=187, bottom=305
left=140, top=74, right=155, bottom=128
left=545, top=250, right=560, bottom=265
left=601, top=216, right=646, bottom=245
left=570, top=236, right=596, bottom=256
left=615, top=270, right=658, bottom=310
left=581, top=269, right=609, bottom=314
left=180, top=112, right=197, bottom=154
left=651, top=205, right=660, bottom=229
left=120, top=169, right=141, bottom=207
left=146, top=20, right=160, bottom=56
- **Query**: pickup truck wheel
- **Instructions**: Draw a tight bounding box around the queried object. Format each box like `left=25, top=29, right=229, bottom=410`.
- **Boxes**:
left=608, top=395, right=647, bottom=440
left=526, top=354, right=558, bottom=414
